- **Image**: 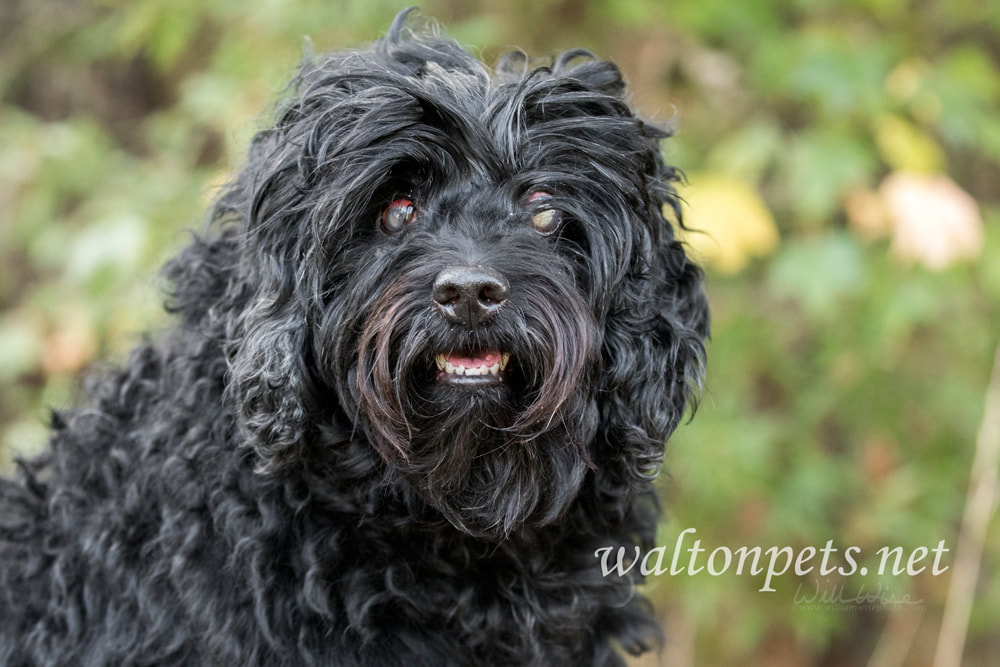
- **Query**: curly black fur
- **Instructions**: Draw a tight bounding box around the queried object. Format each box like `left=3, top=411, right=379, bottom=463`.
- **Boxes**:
left=0, top=10, right=708, bottom=666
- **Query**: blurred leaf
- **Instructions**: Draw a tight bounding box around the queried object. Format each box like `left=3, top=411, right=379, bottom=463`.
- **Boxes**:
left=939, top=45, right=1000, bottom=103
left=880, top=171, right=983, bottom=270
left=873, top=114, right=945, bottom=173
left=784, top=27, right=893, bottom=118
left=669, top=0, right=784, bottom=44
left=679, top=174, right=780, bottom=273
left=768, top=232, right=867, bottom=319
left=114, top=0, right=200, bottom=68
left=705, top=119, right=783, bottom=182
left=871, top=278, right=944, bottom=356
left=671, top=407, right=780, bottom=513
left=781, top=129, right=879, bottom=224
left=148, top=8, right=200, bottom=70
left=922, top=45, right=1000, bottom=148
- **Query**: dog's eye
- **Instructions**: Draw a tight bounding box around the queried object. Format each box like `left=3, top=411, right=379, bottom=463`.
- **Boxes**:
left=529, top=192, right=563, bottom=235
left=381, top=199, right=417, bottom=233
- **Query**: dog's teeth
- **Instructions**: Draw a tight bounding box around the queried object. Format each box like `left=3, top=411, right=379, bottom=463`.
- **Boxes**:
left=438, top=352, right=507, bottom=377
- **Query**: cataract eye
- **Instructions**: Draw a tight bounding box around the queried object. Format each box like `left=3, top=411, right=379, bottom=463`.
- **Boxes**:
left=381, top=199, right=417, bottom=232
left=529, top=192, right=563, bottom=235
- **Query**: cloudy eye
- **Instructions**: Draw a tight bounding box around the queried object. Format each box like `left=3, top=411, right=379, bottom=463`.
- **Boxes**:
left=528, top=191, right=563, bottom=235
left=381, top=198, right=417, bottom=233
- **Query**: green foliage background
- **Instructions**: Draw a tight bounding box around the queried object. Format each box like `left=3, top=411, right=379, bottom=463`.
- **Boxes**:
left=2, top=1, right=998, bottom=664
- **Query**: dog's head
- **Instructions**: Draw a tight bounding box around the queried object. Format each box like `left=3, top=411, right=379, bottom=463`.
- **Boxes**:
left=207, top=11, right=708, bottom=538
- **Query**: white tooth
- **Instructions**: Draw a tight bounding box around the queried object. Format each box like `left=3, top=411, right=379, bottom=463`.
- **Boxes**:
left=445, top=361, right=457, bottom=374
left=455, top=364, right=466, bottom=376
left=467, top=366, right=481, bottom=376
left=500, top=353, right=510, bottom=370
left=488, top=363, right=500, bottom=374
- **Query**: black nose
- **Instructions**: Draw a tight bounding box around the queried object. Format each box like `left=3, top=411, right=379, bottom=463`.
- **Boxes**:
left=432, top=266, right=510, bottom=328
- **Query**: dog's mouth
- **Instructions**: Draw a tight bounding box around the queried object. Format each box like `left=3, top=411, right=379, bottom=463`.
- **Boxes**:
left=434, top=349, right=510, bottom=386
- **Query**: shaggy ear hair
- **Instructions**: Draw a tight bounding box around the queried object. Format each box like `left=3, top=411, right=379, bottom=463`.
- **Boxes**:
left=220, top=132, right=322, bottom=473
left=228, top=303, right=315, bottom=473
left=529, top=48, right=707, bottom=495
left=594, top=133, right=709, bottom=519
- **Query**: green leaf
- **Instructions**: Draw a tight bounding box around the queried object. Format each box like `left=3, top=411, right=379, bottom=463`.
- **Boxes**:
left=781, top=129, right=879, bottom=224
left=705, top=119, right=784, bottom=181
left=768, top=232, right=867, bottom=319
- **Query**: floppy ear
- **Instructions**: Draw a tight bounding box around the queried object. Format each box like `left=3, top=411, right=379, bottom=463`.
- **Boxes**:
left=227, top=299, right=315, bottom=474
left=519, top=51, right=708, bottom=499
left=594, top=138, right=709, bottom=513
left=221, top=132, right=322, bottom=474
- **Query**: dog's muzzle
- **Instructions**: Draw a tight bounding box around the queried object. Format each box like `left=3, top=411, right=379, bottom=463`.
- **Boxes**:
left=432, top=265, right=511, bottom=386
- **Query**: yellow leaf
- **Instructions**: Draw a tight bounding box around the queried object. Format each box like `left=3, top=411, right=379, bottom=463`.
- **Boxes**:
left=677, top=175, right=779, bottom=274
left=874, top=114, right=945, bottom=173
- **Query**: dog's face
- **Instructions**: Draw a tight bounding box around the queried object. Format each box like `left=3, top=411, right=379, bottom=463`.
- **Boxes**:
left=217, top=16, right=708, bottom=539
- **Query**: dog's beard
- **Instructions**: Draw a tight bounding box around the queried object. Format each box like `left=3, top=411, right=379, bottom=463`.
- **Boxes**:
left=353, top=267, right=601, bottom=538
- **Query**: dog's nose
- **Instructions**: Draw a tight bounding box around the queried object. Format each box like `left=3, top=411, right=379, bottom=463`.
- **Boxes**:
left=432, top=266, right=509, bottom=328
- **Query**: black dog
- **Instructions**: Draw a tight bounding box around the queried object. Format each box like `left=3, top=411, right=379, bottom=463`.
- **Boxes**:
left=0, top=10, right=707, bottom=666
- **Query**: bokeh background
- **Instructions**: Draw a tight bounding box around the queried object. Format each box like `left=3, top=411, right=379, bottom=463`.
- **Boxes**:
left=1, top=0, right=998, bottom=664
